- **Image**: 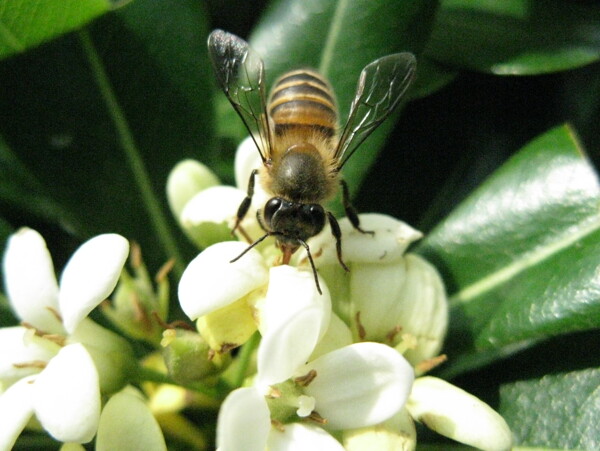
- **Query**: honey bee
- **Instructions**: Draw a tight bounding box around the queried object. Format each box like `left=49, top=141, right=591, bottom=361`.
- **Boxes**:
left=207, top=29, right=416, bottom=294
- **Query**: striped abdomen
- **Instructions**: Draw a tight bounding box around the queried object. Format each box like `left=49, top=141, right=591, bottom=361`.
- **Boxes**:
left=268, top=69, right=337, bottom=138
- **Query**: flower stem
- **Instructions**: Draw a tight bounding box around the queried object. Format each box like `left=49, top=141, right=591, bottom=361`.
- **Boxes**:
left=231, top=331, right=260, bottom=388
left=78, top=29, right=184, bottom=278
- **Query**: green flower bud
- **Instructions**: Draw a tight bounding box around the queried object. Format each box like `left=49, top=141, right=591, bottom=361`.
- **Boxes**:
left=162, top=329, right=230, bottom=384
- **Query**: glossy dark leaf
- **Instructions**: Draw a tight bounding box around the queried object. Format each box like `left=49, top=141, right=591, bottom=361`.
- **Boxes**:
left=0, top=0, right=112, bottom=60
left=500, top=368, right=600, bottom=449
left=0, top=0, right=212, bottom=270
left=418, top=125, right=600, bottom=375
left=425, top=0, right=600, bottom=74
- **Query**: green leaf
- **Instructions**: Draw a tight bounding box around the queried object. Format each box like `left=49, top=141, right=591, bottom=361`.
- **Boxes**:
left=425, top=0, right=600, bottom=75
left=0, top=0, right=213, bottom=271
left=499, top=368, right=600, bottom=449
left=410, top=56, right=458, bottom=99
left=417, top=125, right=600, bottom=375
left=0, top=135, right=85, bottom=231
left=242, top=0, right=440, bottom=198
left=0, top=0, right=112, bottom=60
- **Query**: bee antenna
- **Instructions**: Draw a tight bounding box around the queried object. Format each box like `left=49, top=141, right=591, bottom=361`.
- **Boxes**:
left=230, top=233, right=270, bottom=263
left=297, top=239, right=322, bottom=295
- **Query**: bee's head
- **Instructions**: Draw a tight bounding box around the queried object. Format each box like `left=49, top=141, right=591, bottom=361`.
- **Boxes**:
left=263, top=197, right=326, bottom=248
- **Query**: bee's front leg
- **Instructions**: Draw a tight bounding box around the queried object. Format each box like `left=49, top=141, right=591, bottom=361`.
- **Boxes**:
left=232, top=169, right=258, bottom=242
left=341, top=180, right=374, bottom=235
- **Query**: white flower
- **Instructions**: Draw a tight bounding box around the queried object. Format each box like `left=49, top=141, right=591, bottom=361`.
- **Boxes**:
left=0, top=228, right=130, bottom=447
left=178, top=240, right=331, bottom=352
left=406, top=377, right=512, bottom=451
left=216, top=302, right=414, bottom=450
left=304, top=213, right=448, bottom=366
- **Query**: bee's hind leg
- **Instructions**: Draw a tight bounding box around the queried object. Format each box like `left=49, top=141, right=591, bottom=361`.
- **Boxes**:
left=232, top=169, right=258, bottom=242
left=341, top=180, right=374, bottom=235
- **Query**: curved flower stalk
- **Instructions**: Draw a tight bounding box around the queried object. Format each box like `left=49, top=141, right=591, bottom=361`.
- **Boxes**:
left=216, top=304, right=415, bottom=451
left=0, top=228, right=134, bottom=448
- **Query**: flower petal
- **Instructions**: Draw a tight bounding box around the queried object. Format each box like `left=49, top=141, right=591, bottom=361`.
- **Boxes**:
left=178, top=241, right=268, bottom=320
left=166, top=158, right=220, bottom=221
left=234, top=136, right=263, bottom=190
left=59, top=234, right=129, bottom=333
left=309, top=214, right=423, bottom=267
left=350, top=254, right=448, bottom=365
left=2, top=228, right=62, bottom=332
left=69, top=318, right=135, bottom=394
left=96, top=386, right=166, bottom=451
left=258, top=265, right=330, bottom=338
left=406, top=377, right=512, bottom=451
left=33, top=343, right=101, bottom=443
left=234, top=137, right=270, bottom=211
left=303, top=342, right=414, bottom=430
left=257, top=306, right=324, bottom=387
left=393, top=254, right=448, bottom=365
left=0, top=327, right=57, bottom=382
left=180, top=186, right=263, bottom=248
left=309, top=313, right=353, bottom=361
left=0, top=375, right=35, bottom=450
left=268, top=423, right=345, bottom=451
left=217, top=387, right=270, bottom=451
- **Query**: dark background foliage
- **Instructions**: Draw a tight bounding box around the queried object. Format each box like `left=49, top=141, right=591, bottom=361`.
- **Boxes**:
left=1, top=0, right=599, bottom=449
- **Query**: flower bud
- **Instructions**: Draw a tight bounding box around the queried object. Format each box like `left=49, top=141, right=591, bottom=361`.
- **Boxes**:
left=167, top=159, right=220, bottom=221
left=162, top=329, right=229, bottom=384
left=352, top=253, right=448, bottom=366
left=406, top=377, right=512, bottom=451
left=343, top=408, right=416, bottom=451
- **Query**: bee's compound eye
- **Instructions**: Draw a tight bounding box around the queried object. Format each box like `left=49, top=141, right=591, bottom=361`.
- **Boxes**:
left=264, top=198, right=283, bottom=224
left=303, top=204, right=326, bottom=232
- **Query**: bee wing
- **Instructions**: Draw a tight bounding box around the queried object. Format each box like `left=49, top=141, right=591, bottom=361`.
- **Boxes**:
left=334, top=53, right=416, bottom=169
left=207, top=29, right=273, bottom=162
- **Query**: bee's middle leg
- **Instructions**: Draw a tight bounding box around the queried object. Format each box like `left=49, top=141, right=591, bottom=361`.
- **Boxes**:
left=341, top=179, right=374, bottom=235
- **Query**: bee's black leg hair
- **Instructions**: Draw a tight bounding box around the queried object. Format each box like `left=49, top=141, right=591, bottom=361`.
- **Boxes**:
left=232, top=169, right=258, bottom=241
left=341, top=179, right=374, bottom=235
left=327, top=212, right=350, bottom=272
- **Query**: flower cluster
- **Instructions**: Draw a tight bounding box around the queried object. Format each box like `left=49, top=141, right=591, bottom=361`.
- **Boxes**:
left=1, top=137, right=513, bottom=450
left=0, top=229, right=166, bottom=450
left=169, top=137, right=513, bottom=450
